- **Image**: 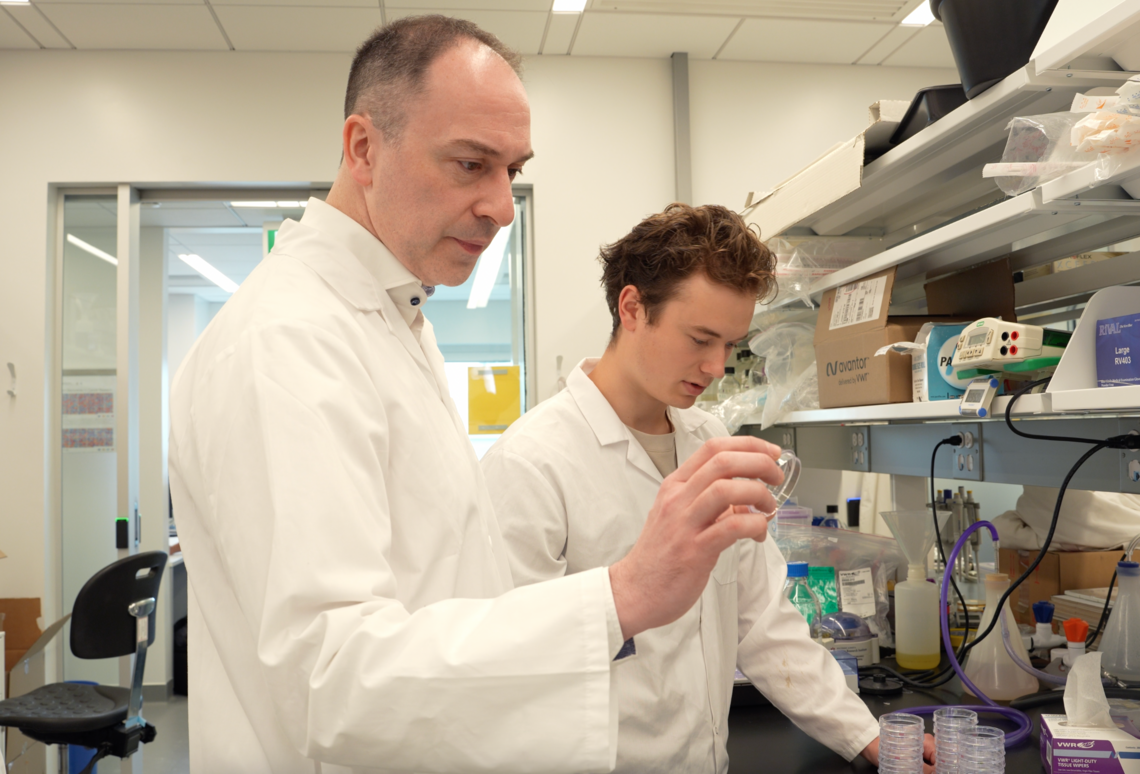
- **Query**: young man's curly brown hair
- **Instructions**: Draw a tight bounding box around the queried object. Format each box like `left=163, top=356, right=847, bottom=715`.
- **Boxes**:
left=599, top=203, right=776, bottom=338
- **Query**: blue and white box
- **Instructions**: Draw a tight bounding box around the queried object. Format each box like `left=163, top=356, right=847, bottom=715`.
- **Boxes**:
left=1097, top=313, right=1140, bottom=387
left=913, top=323, right=972, bottom=402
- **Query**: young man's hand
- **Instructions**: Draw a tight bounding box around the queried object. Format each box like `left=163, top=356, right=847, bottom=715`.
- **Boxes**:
left=860, top=733, right=936, bottom=774
left=608, top=435, right=783, bottom=640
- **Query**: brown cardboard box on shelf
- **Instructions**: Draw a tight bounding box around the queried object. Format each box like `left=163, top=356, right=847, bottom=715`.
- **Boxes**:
left=814, top=268, right=946, bottom=409
left=814, top=260, right=1019, bottom=410
left=0, top=599, right=69, bottom=774
left=997, top=548, right=1121, bottom=627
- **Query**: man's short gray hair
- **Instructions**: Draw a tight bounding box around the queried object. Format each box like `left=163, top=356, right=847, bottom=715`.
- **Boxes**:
left=345, top=15, right=523, bottom=141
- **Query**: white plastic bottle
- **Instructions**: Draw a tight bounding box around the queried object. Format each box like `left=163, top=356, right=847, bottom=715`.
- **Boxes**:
left=895, top=562, right=941, bottom=670
left=963, top=573, right=1039, bottom=700
left=1100, top=561, right=1140, bottom=682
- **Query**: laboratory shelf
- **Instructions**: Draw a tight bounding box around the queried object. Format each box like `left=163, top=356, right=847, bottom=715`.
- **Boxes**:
left=1032, top=0, right=1140, bottom=75
left=775, top=394, right=1052, bottom=426
left=760, top=65, right=1127, bottom=240
left=757, top=187, right=1140, bottom=314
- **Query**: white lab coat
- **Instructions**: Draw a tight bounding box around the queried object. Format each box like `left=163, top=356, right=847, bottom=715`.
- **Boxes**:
left=168, top=205, right=625, bottom=774
left=481, top=360, right=881, bottom=773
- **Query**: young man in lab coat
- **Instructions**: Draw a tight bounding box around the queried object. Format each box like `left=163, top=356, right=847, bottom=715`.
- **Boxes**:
left=168, top=18, right=786, bottom=774
left=482, top=204, right=936, bottom=773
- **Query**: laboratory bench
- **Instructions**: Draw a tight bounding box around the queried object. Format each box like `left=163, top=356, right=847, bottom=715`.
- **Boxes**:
left=727, top=662, right=1053, bottom=773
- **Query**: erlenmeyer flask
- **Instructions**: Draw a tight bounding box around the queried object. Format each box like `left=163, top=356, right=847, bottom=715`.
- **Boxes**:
left=963, top=573, right=1039, bottom=701
left=1100, top=561, right=1140, bottom=682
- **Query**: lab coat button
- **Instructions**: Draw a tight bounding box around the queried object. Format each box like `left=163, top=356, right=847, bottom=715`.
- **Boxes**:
left=411, top=296, right=421, bottom=306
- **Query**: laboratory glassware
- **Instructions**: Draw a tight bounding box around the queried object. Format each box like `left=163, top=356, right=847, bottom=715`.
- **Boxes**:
left=963, top=573, right=1039, bottom=701
left=880, top=509, right=949, bottom=670
left=877, top=712, right=924, bottom=774
left=933, top=706, right=977, bottom=774
left=784, top=562, right=823, bottom=641
left=1099, top=561, right=1140, bottom=682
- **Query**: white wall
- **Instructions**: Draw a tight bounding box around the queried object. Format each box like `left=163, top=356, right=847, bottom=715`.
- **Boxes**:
left=0, top=48, right=959, bottom=633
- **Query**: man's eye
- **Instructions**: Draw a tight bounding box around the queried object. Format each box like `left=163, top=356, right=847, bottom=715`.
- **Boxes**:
left=692, top=337, right=709, bottom=347
left=508, top=168, right=522, bottom=181
left=459, top=161, right=482, bottom=172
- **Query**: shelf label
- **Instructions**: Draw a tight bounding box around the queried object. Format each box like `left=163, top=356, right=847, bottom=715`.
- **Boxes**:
left=830, top=276, right=887, bottom=330
left=838, top=568, right=876, bottom=618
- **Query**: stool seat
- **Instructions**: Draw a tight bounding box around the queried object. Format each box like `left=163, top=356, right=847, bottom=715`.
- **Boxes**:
left=0, top=683, right=128, bottom=735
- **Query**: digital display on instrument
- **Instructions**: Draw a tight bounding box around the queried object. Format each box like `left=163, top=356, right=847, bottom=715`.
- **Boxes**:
left=967, top=331, right=988, bottom=346
left=964, top=389, right=985, bottom=403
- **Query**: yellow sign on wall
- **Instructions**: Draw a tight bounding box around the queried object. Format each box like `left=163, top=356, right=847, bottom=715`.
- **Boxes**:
left=468, top=366, right=521, bottom=434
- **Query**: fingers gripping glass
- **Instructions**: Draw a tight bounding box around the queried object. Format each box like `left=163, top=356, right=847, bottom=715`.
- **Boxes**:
left=748, top=450, right=801, bottom=515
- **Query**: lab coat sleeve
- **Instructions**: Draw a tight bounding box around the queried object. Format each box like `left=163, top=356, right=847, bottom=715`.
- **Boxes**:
left=481, top=445, right=570, bottom=586
left=176, top=320, right=619, bottom=774
left=735, top=538, right=880, bottom=762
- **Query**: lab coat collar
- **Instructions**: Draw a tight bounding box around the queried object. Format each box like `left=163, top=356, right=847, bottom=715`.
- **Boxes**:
left=297, top=198, right=431, bottom=327
left=567, top=359, right=715, bottom=482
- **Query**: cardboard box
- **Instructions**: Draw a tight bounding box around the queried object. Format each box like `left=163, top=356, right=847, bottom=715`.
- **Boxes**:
left=1041, top=714, right=1140, bottom=773
left=998, top=549, right=1121, bottom=627
left=0, top=599, right=68, bottom=774
left=744, top=100, right=909, bottom=239
left=815, top=268, right=944, bottom=409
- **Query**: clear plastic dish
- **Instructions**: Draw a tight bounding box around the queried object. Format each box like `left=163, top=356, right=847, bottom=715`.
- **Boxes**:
left=749, top=450, right=801, bottom=515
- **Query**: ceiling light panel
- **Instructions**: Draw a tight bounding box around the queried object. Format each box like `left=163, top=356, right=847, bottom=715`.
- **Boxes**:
left=587, top=0, right=912, bottom=21
left=178, top=253, right=239, bottom=293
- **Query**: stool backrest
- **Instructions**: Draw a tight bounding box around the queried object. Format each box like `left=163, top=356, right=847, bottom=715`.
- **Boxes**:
left=71, top=552, right=167, bottom=660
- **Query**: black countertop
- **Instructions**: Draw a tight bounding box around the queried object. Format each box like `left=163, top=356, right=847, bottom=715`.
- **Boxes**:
left=726, top=670, right=1059, bottom=773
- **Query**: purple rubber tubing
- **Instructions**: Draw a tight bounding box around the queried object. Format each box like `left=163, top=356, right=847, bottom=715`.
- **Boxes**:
left=900, top=519, right=1033, bottom=748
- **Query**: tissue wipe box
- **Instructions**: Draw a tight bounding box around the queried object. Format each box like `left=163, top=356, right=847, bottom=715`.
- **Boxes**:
left=1097, top=313, right=1140, bottom=387
left=913, top=323, right=970, bottom=402
left=1041, top=714, right=1140, bottom=773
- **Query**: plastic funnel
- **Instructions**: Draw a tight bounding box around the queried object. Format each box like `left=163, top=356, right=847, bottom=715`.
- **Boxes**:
left=880, top=509, right=950, bottom=568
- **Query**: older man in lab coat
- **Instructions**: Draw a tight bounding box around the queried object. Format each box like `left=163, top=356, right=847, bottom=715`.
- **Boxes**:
left=168, top=17, right=784, bottom=774
left=482, top=204, right=937, bottom=773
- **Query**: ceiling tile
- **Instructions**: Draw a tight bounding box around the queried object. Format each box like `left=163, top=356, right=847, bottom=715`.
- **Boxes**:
left=718, top=18, right=894, bottom=64
left=0, top=8, right=39, bottom=48
left=388, top=0, right=552, bottom=10
left=855, top=23, right=916, bottom=65
left=35, top=0, right=199, bottom=4
left=386, top=8, right=548, bottom=55
left=210, top=0, right=376, bottom=5
left=38, top=4, right=229, bottom=49
left=881, top=23, right=955, bottom=68
left=541, top=11, right=576, bottom=55
left=5, top=5, right=71, bottom=47
left=571, top=12, right=738, bottom=59
left=586, top=0, right=911, bottom=22
left=213, top=6, right=383, bottom=51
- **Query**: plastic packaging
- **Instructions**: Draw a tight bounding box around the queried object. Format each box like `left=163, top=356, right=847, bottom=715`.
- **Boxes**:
left=773, top=525, right=905, bottom=649
left=1099, top=561, right=1140, bottom=682
left=766, top=237, right=880, bottom=309
left=963, top=573, right=1040, bottom=701
left=704, top=385, right=766, bottom=435
left=747, top=324, right=819, bottom=429
left=877, top=712, right=925, bottom=774
left=934, top=707, right=978, bottom=774
left=784, top=561, right=823, bottom=640
left=982, top=112, right=1098, bottom=196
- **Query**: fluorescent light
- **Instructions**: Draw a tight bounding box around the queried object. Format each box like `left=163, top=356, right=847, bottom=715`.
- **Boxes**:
left=229, top=200, right=307, bottom=208
left=552, top=0, right=586, bottom=13
left=0, top=1, right=31, bottom=5
left=901, top=3, right=935, bottom=26
left=178, top=253, right=239, bottom=293
left=466, top=227, right=511, bottom=310
left=67, top=234, right=118, bottom=266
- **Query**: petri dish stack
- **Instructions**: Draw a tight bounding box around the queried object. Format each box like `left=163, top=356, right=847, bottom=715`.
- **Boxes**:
left=877, top=712, right=925, bottom=773
left=958, top=726, right=1005, bottom=774
left=933, top=707, right=977, bottom=774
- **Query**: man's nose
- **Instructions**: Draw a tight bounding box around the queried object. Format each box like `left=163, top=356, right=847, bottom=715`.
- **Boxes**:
left=703, top=355, right=727, bottom=380
left=473, top=169, right=516, bottom=227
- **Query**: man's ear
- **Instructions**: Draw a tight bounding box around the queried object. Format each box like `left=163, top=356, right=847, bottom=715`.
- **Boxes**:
left=617, top=285, right=645, bottom=334
left=342, top=114, right=377, bottom=188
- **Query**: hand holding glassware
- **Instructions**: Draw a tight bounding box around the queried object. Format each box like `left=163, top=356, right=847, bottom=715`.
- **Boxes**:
left=748, top=450, right=801, bottom=516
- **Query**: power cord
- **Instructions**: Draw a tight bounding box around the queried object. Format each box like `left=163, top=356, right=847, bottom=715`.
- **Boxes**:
left=953, top=376, right=1140, bottom=662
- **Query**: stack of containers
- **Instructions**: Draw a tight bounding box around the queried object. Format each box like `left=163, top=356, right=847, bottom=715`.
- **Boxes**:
left=958, top=726, right=1005, bottom=773
left=877, top=713, right=925, bottom=773
left=933, top=707, right=977, bottom=773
